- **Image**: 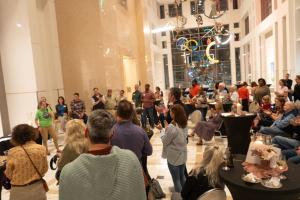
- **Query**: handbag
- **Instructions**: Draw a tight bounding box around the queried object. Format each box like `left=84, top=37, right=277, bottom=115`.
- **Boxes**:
left=49, top=154, right=61, bottom=182
left=148, top=178, right=166, bottom=199
left=249, top=101, right=260, bottom=113
left=21, top=146, right=49, bottom=192
left=1, top=173, right=11, bottom=190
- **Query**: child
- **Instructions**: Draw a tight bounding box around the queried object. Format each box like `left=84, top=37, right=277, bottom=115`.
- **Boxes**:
left=253, top=95, right=273, bottom=130
left=261, top=95, right=271, bottom=111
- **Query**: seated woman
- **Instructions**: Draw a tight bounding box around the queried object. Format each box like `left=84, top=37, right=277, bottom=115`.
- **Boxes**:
left=228, top=85, right=239, bottom=103
left=56, top=119, right=88, bottom=180
left=55, top=96, right=68, bottom=133
left=275, top=79, right=289, bottom=100
left=181, top=146, right=224, bottom=200
left=193, top=102, right=223, bottom=145
left=5, top=124, right=48, bottom=200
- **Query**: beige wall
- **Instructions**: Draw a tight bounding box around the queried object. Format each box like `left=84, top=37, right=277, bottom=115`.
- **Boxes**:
left=0, top=0, right=63, bottom=132
left=55, top=0, right=150, bottom=109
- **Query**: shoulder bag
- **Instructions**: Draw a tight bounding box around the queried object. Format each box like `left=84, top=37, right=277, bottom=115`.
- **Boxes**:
left=21, top=146, right=49, bottom=192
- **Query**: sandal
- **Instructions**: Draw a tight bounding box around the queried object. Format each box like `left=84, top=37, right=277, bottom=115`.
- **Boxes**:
left=196, top=140, right=203, bottom=145
left=188, top=133, right=195, bottom=137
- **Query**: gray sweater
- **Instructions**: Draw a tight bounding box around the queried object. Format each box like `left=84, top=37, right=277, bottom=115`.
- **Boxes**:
left=59, top=146, right=146, bottom=200
left=161, top=124, right=188, bottom=166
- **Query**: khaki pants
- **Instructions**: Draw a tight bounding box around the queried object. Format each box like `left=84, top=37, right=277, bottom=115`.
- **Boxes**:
left=40, top=126, right=59, bottom=152
left=10, top=180, right=46, bottom=200
left=56, top=115, right=67, bottom=132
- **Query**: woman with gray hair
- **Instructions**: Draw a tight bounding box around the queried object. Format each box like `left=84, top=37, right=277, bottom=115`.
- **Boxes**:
left=59, top=110, right=146, bottom=200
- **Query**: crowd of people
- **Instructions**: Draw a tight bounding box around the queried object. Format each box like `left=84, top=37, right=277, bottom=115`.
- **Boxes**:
left=2, top=73, right=300, bottom=200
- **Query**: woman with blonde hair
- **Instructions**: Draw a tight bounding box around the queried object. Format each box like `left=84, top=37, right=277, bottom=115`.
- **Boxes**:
left=35, top=100, right=60, bottom=155
left=181, top=146, right=224, bottom=200
left=56, top=119, right=88, bottom=179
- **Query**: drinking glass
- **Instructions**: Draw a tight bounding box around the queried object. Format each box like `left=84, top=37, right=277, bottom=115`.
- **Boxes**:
left=265, top=135, right=272, bottom=145
left=222, top=148, right=230, bottom=171
left=277, top=153, right=287, bottom=180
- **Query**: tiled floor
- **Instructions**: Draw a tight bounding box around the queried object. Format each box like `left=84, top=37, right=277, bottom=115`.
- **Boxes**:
left=1, top=122, right=232, bottom=200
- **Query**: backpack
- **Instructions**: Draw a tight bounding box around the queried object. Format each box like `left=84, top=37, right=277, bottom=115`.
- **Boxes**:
left=148, top=178, right=166, bottom=199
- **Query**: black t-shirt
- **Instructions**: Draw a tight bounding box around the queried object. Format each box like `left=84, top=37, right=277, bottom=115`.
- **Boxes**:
left=181, top=169, right=214, bottom=200
left=92, top=94, right=104, bottom=110
left=294, top=84, right=300, bottom=102
left=286, top=79, right=293, bottom=89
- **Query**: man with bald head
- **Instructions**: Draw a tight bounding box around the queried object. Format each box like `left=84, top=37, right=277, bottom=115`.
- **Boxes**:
left=260, top=102, right=297, bottom=137
left=132, top=84, right=142, bottom=108
left=104, top=89, right=116, bottom=115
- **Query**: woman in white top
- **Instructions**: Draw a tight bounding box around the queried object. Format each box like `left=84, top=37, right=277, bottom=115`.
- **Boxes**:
left=275, top=79, right=289, bottom=99
left=228, top=85, right=239, bottom=102
left=158, top=104, right=188, bottom=193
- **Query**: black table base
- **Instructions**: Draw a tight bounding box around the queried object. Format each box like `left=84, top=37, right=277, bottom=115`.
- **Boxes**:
left=222, top=114, right=256, bottom=154
left=227, top=184, right=300, bottom=200
left=219, top=156, right=300, bottom=200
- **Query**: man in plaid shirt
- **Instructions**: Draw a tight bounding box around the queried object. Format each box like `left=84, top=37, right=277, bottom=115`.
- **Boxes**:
left=70, top=92, right=88, bottom=123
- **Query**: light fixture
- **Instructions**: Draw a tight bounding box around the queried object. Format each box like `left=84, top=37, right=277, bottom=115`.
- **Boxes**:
left=151, top=24, right=175, bottom=33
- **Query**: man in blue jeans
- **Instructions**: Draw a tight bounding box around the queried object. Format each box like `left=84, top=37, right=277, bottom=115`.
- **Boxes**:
left=273, top=116, right=300, bottom=164
left=259, top=102, right=296, bottom=136
left=273, top=136, right=300, bottom=164
left=141, top=84, right=155, bottom=128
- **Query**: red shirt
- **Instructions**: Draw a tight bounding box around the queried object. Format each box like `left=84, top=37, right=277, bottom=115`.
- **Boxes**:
left=142, top=91, right=155, bottom=109
left=238, top=87, right=249, bottom=100
left=190, top=84, right=200, bottom=97
left=261, top=103, right=271, bottom=110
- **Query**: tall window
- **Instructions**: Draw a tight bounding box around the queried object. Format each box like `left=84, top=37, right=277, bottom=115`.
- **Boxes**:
left=235, top=48, right=241, bottom=82
left=234, top=33, right=240, bottom=41
left=151, top=24, right=157, bottom=45
left=220, top=0, right=228, bottom=11
left=190, top=0, right=204, bottom=15
left=159, top=5, right=165, bottom=19
left=170, top=26, right=232, bottom=86
left=162, top=41, right=167, bottom=49
left=261, top=0, right=272, bottom=21
left=168, top=3, right=182, bottom=17
left=118, top=0, right=127, bottom=9
left=163, top=54, right=170, bottom=89
left=245, top=16, right=249, bottom=35
left=233, top=0, right=239, bottom=9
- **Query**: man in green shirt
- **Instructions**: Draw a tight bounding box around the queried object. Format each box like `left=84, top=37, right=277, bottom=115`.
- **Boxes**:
left=132, top=84, right=142, bottom=108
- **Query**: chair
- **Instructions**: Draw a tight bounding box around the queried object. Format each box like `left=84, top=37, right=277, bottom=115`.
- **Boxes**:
left=0, top=136, right=12, bottom=155
left=190, top=110, right=202, bottom=125
left=214, top=120, right=226, bottom=138
left=197, top=189, right=226, bottom=200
